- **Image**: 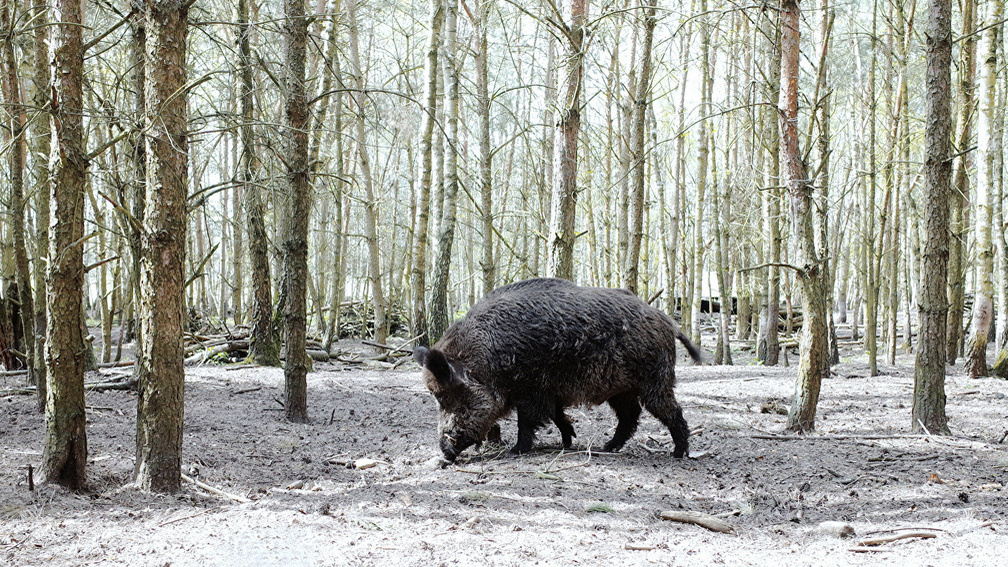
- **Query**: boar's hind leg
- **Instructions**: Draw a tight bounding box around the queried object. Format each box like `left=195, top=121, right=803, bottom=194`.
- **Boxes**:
left=603, top=392, right=642, bottom=452
left=641, top=390, right=690, bottom=458
left=552, top=404, right=576, bottom=449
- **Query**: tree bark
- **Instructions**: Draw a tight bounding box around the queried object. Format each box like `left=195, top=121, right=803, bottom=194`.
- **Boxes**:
left=135, top=0, right=189, bottom=492
left=913, top=0, right=952, bottom=435
left=546, top=0, right=588, bottom=281
left=280, top=0, right=311, bottom=423
left=472, top=0, right=495, bottom=297
left=947, top=0, right=976, bottom=364
left=242, top=0, right=280, bottom=367
left=965, top=0, right=1001, bottom=378
left=624, top=0, right=656, bottom=295
left=347, top=0, right=387, bottom=344
left=780, top=0, right=830, bottom=433
left=2, top=0, right=37, bottom=395
left=410, top=0, right=444, bottom=347
left=428, top=0, right=461, bottom=342
left=29, top=0, right=50, bottom=413
left=757, top=3, right=781, bottom=366
left=42, top=0, right=88, bottom=490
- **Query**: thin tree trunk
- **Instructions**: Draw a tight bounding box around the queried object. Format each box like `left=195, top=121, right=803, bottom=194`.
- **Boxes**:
left=546, top=0, right=587, bottom=280
left=135, top=0, right=189, bottom=492
left=429, top=0, right=461, bottom=342
left=471, top=0, right=495, bottom=297
left=781, top=0, right=829, bottom=433
left=966, top=0, right=1001, bottom=378
left=42, top=0, right=88, bottom=490
left=2, top=0, right=37, bottom=392
left=29, top=0, right=51, bottom=413
left=280, top=0, right=311, bottom=422
left=624, top=0, right=656, bottom=295
left=913, top=0, right=952, bottom=435
left=347, top=0, right=387, bottom=344
left=410, top=0, right=443, bottom=346
left=242, top=0, right=280, bottom=366
left=758, top=3, right=781, bottom=366
left=947, top=0, right=976, bottom=364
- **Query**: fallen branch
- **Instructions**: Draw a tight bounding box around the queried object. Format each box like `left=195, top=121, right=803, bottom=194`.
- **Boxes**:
left=181, top=473, right=249, bottom=503
left=660, top=510, right=735, bottom=534
left=855, top=531, right=937, bottom=547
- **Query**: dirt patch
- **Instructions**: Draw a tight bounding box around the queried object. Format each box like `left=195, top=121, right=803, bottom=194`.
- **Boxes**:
left=3, top=343, right=1008, bottom=566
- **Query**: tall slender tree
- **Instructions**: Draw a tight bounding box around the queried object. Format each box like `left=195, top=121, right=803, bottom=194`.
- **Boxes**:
left=546, top=0, right=588, bottom=280
left=29, top=0, right=50, bottom=413
left=947, top=0, right=976, bottom=363
left=347, top=0, right=387, bottom=344
left=280, top=0, right=311, bottom=422
left=965, top=0, right=1001, bottom=378
left=42, top=0, right=88, bottom=489
left=428, top=0, right=461, bottom=342
left=135, top=0, right=189, bottom=492
left=624, top=0, right=657, bottom=295
left=913, top=0, right=952, bottom=435
left=410, top=0, right=444, bottom=347
left=2, top=0, right=37, bottom=395
left=241, top=0, right=280, bottom=367
left=780, top=0, right=830, bottom=433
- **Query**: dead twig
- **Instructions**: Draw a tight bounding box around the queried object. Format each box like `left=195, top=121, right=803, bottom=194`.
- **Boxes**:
left=855, top=531, right=937, bottom=547
left=181, top=473, right=249, bottom=503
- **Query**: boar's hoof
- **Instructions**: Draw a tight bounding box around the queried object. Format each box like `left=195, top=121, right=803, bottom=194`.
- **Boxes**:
left=672, top=444, right=688, bottom=459
left=509, top=441, right=533, bottom=455
left=486, top=423, right=502, bottom=445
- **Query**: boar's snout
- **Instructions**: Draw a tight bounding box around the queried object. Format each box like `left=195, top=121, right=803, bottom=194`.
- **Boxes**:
left=439, top=433, right=475, bottom=462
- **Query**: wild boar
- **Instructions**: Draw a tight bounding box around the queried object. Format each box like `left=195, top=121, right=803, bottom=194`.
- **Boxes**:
left=414, top=277, right=702, bottom=462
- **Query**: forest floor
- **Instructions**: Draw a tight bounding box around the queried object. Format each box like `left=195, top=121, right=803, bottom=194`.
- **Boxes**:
left=3, top=336, right=1008, bottom=566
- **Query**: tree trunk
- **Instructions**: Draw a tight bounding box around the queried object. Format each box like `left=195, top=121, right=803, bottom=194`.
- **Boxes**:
left=410, top=0, right=443, bottom=347
left=347, top=0, right=387, bottom=344
left=624, top=0, right=656, bottom=295
left=242, top=0, right=280, bottom=366
left=42, top=0, right=88, bottom=490
left=757, top=4, right=781, bottom=366
left=472, top=0, right=495, bottom=297
left=780, top=0, right=830, bottom=433
left=280, top=0, right=311, bottom=422
left=428, top=0, right=461, bottom=342
left=135, top=0, right=189, bottom=492
left=2, top=0, right=37, bottom=393
left=30, top=0, right=51, bottom=412
left=546, top=0, right=587, bottom=281
left=913, top=0, right=952, bottom=435
left=966, top=0, right=1001, bottom=378
left=947, top=0, right=976, bottom=364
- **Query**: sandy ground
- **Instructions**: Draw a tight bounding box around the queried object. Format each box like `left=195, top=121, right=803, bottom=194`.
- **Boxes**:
left=3, top=340, right=1008, bottom=566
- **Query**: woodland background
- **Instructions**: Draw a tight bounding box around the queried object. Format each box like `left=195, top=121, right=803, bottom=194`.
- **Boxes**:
left=1, top=0, right=1005, bottom=490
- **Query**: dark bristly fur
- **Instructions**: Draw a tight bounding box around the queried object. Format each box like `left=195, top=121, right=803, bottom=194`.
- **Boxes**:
left=414, top=278, right=703, bottom=462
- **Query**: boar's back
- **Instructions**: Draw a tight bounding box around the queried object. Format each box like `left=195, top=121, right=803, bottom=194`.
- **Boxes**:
left=435, top=278, right=690, bottom=405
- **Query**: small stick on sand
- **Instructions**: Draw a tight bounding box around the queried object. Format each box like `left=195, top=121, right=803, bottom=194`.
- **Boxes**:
left=181, top=473, right=249, bottom=503
left=660, top=510, right=735, bottom=534
left=855, top=531, right=937, bottom=547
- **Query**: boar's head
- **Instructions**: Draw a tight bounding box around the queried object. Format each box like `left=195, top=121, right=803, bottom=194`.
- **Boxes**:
left=414, top=346, right=499, bottom=462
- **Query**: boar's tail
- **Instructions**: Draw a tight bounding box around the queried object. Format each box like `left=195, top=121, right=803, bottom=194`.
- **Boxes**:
left=675, top=328, right=704, bottom=364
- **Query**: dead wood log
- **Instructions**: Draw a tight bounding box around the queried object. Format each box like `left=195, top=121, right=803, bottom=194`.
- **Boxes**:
left=660, top=510, right=736, bottom=534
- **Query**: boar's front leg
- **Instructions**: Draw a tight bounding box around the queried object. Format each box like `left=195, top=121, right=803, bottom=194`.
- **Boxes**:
left=510, top=397, right=552, bottom=455
left=603, top=391, right=642, bottom=452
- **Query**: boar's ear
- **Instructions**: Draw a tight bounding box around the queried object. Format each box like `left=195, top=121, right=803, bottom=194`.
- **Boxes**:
left=413, top=346, right=430, bottom=366
left=419, top=347, right=464, bottom=390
